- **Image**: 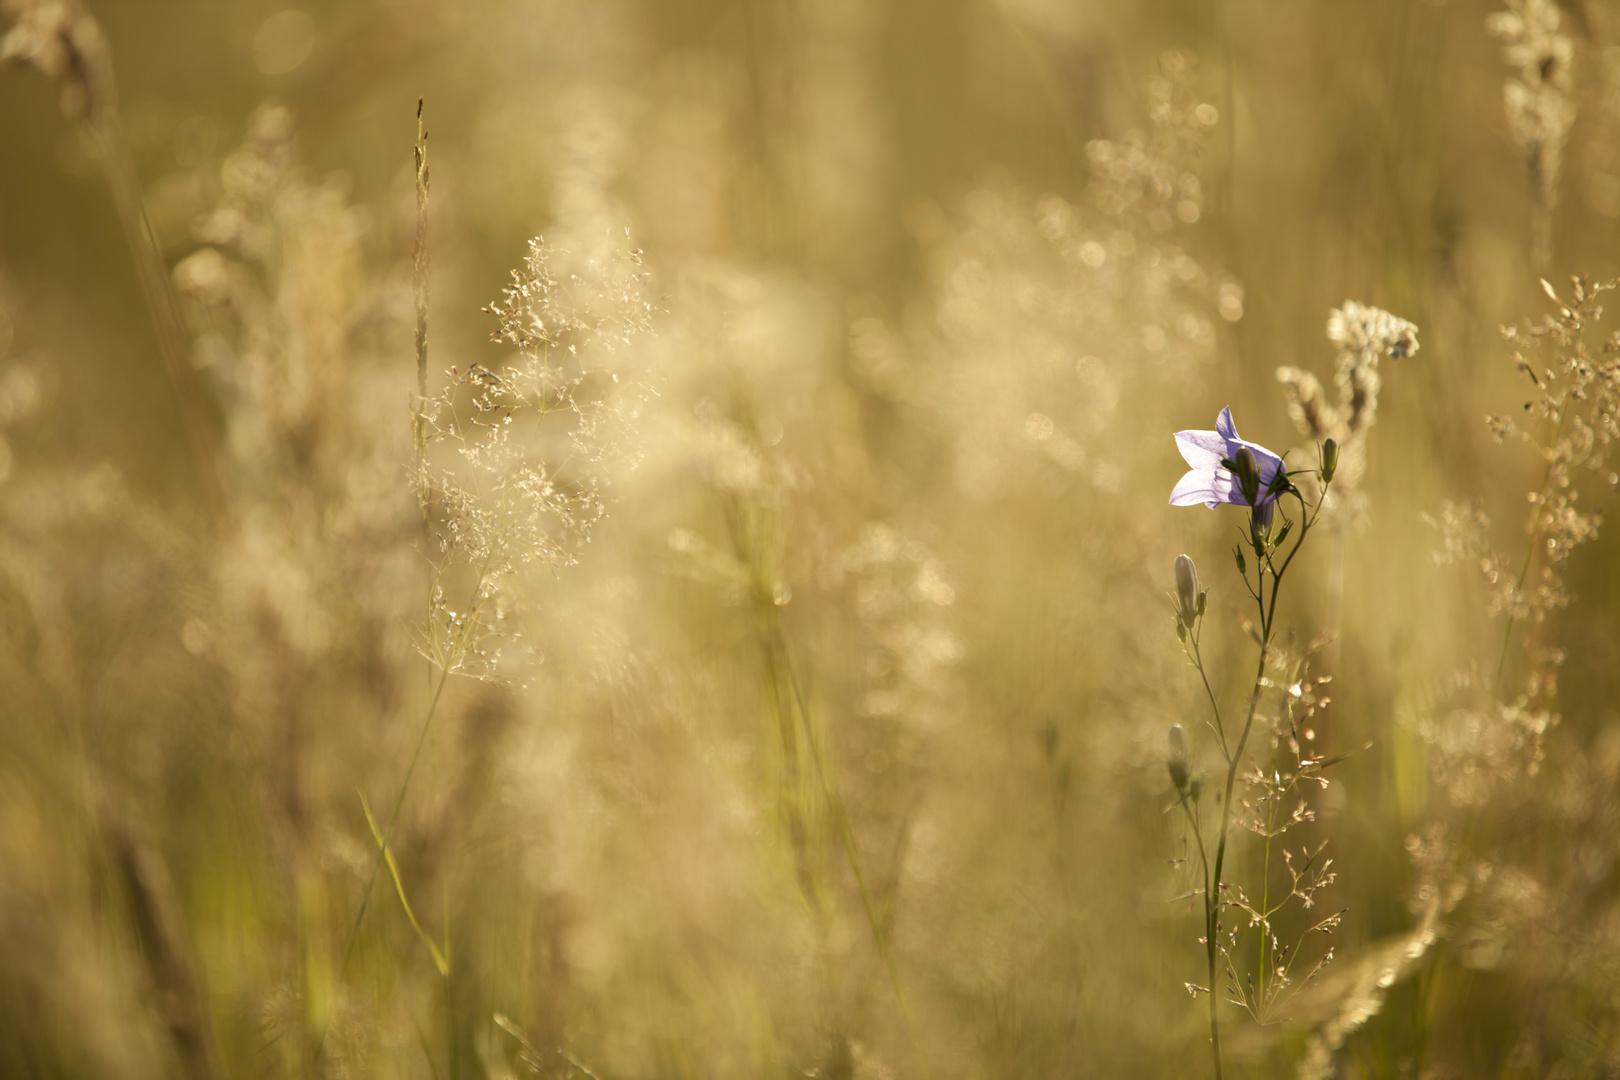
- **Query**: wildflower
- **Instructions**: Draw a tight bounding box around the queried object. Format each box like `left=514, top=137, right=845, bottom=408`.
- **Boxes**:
left=1170, top=407, right=1286, bottom=511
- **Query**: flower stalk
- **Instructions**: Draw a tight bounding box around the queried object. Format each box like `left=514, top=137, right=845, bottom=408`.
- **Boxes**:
left=1169, top=408, right=1339, bottom=1079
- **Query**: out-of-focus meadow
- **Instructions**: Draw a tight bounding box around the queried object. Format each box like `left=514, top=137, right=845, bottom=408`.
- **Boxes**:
left=3, top=0, right=1620, bottom=1076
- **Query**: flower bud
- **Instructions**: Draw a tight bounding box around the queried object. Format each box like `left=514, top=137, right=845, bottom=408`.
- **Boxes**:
left=1251, top=499, right=1275, bottom=539
left=1174, top=554, right=1199, bottom=625
left=1233, top=446, right=1261, bottom=506
left=1167, top=724, right=1190, bottom=792
left=1233, top=543, right=1246, bottom=575
left=1320, top=438, right=1338, bottom=484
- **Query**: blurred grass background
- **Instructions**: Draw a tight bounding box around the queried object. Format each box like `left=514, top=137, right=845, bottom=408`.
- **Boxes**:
left=3, top=0, right=1620, bottom=1077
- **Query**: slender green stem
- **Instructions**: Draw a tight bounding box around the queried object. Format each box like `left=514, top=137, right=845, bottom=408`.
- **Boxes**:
left=1257, top=776, right=1278, bottom=1019
left=363, top=660, right=453, bottom=932
left=1180, top=797, right=1213, bottom=901
left=1494, top=395, right=1569, bottom=689
left=1184, top=634, right=1229, bottom=762
left=313, top=663, right=452, bottom=1064
left=1179, top=792, right=1221, bottom=1080
left=1494, top=533, right=1537, bottom=689
left=446, top=962, right=458, bottom=1080
left=1207, top=922, right=1223, bottom=1080
left=724, top=478, right=927, bottom=1074
left=767, top=569, right=927, bottom=1071
left=315, top=550, right=491, bottom=1064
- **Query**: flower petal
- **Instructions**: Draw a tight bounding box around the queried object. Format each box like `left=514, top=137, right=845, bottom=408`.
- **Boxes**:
left=1170, top=468, right=1233, bottom=508
left=1175, top=428, right=1227, bottom=470
left=1215, top=406, right=1238, bottom=442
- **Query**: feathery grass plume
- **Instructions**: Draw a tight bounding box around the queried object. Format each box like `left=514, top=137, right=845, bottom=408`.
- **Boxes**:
left=172, top=102, right=430, bottom=1072
left=1487, top=0, right=1577, bottom=269
left=171, top=101, right=420, bottom=800
left=1277, top=302, right=1418, bottom=663
left=1350, top=277, right=1620, bottom=1076
left=1167, top=410, right=1345, bottom=1079
left=1, top=0, right=224, bottom=515
left=417, top=233, right=654, bottom=681
left=1445, top=278, right=1619, bottom=697
left=1410, top=279, right=1618, bottom=804
left=321, top=101, right=654, bottom=1070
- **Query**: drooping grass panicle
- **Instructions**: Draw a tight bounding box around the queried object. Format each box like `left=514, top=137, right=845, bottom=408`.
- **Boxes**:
left=1377, top=276, right=1620, bottom=1080
left=2, top=0, right=224, bottom=516
left=1487, top=0, right=1577, bottom=268
left=1276, top=301, right=1419, bottom=511
left=1444, top=278, right=1620, bottom=696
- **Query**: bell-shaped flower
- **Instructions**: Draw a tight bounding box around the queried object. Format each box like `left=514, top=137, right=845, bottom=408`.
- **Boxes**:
left=1169, top=407, right=1287, bottom=510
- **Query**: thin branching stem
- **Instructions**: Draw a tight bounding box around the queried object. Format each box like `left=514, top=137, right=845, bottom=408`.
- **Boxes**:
left=1194, top=474, right=1331, bottom=1080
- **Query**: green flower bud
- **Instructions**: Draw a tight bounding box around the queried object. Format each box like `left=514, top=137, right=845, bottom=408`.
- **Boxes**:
left=1174, top=554, right=1200, bottom=626
left=1233, top=446, right=1261, bottom=506
left=1234, top=543, right=1246, bottom=575
left=1320, top=438, right=1338, bottom=484
left=1167, top=724, right=1190, bottom=792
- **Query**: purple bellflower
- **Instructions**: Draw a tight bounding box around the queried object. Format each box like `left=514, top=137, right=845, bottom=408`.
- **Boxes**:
left=1170, top=407, right=1287, bottom=510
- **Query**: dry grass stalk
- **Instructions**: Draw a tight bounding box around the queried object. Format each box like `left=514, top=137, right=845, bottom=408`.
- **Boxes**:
left=1, top=0, right=225, bottom=516
left=99, top=796, right=223, bottom=1080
